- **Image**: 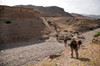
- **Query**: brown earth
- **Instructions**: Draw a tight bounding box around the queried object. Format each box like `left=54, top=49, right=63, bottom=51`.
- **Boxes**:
left=0, top=6, right=53, bottom=44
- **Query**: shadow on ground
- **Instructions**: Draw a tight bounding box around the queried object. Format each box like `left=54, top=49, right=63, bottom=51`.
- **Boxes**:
left=49, top=54, right=61, bottom=59
left=78, top=57, right=90, bottom=62
left=0, top=40, right=45, bottom=50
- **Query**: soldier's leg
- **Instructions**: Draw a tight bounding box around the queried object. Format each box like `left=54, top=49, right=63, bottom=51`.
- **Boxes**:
left=64, top=42, right=67, bottom=47
left=71, top=48, right=73, bottom=58
left=75, top=49, right=79, bottom=59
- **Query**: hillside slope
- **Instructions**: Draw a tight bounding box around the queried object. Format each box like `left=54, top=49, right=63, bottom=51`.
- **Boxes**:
left=46, top=17, right=100, bottom=32
left=15, top=5, right=73, bottom=17
left=0, top=6, right=50, bottom=44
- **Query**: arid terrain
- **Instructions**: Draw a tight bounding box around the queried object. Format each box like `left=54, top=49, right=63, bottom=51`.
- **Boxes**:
left=0, top=28, right=100, bottom=66
left=0, top=5, right=100, bottom=66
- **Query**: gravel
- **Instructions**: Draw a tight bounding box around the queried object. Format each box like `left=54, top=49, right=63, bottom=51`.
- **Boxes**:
left=81, top=28, right=100, bottom=44
left=0, top=37, right=65, bottom=66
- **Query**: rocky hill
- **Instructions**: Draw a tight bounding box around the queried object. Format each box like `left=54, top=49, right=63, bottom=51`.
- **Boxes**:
left=0, top=5, right=100, bottom=44
left=46, top=17, right=100, bottom=32
left=0, top=6, right=52, bottom=44
left=15, top=5, right=73, bottom=17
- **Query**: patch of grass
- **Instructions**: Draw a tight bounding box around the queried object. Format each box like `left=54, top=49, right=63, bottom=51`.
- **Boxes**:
left=42, top=61, right=57, bottom=66
left=58, top=51, right=62, bottom=55
left=5, top=20, right=11, bottom=24
left=94, top=32, right=100, bottom=37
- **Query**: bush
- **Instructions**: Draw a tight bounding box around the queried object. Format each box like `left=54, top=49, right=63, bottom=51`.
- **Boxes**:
left=48, top=21, right=52, bottom=25
left=89, top=27, right=93, bottom=30
left=97, top=19, right=100, bottom=21
left=5, top=20, right=11, bottom=24
left=94, top=32, right=100, bottom=37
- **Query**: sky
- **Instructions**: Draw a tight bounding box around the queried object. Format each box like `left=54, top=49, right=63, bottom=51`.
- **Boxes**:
left=0, top=0, right=100, bottom=15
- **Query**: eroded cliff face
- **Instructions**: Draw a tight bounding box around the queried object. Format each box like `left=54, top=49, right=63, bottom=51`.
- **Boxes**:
left=0, top=6, right=41, bottom=18
left=15, top=5, right=73, bottom=17
left=0, top=6, right=50, bottom=44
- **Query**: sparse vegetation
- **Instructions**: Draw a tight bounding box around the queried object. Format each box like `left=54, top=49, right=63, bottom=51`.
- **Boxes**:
left=94, top=32, right=100, bottom=37
left=5, top=20, right=11, bottom=24
left=42, top=61, right=57, bottom=66
left=48, top=21, right=52, bottom=25
left=96, top=19, right=100, bottom=21
left=89, top=27, right=93, bottom=30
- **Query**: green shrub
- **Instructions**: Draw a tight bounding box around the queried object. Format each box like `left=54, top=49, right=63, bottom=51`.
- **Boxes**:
left=89, top=27, right=93, bottom=30
left=48, top=21, right=52, bottom=25
left=94, top=32, right=100, bottom=37
left=5, top=20, right=11, bottom=24
left=97, top=19, right=100, bottom=21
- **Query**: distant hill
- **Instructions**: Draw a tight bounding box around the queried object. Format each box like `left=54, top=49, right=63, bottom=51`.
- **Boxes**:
left=15, top=5, right=73, bottom=17
left=71, top=13, right=86, bottom=17
left=82, top=14, right=100, bottom=18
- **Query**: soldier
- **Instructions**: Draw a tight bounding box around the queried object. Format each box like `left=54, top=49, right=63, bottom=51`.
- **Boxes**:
left=64, top=34, right=82, bottom=59
left=64, top=37, right=68, bottom=47
left=69, top=38, right=82, bottom=59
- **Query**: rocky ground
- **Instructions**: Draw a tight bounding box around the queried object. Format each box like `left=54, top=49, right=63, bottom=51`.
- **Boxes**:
left=34, top=28, right=100, bottom=66
left=34, top=43, right=100, bottom=66
left=0, top=37, right=65, bottom=66
left=0, top=28, right=100, bottom=66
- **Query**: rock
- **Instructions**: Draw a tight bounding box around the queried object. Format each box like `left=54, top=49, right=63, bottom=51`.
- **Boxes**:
left=92, top=36, right=100, bottom=43
left=42, top=35, right=50, bottom=39
left=1, top=50, right=4, bottom=52
left=50, top=32, right=58, bottom=37
left=64, top=29, right=68, bottom=32
left=58, top=34, right=64, bottom=40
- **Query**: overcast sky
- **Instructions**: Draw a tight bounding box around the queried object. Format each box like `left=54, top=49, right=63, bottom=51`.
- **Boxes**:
left=0, top=0, right=100, bottom=15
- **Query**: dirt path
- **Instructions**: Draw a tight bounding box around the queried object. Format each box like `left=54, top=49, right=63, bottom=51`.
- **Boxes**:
left=0, top=37, right=65, bottom=66
left=41, top=17, right=56, bottom=32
